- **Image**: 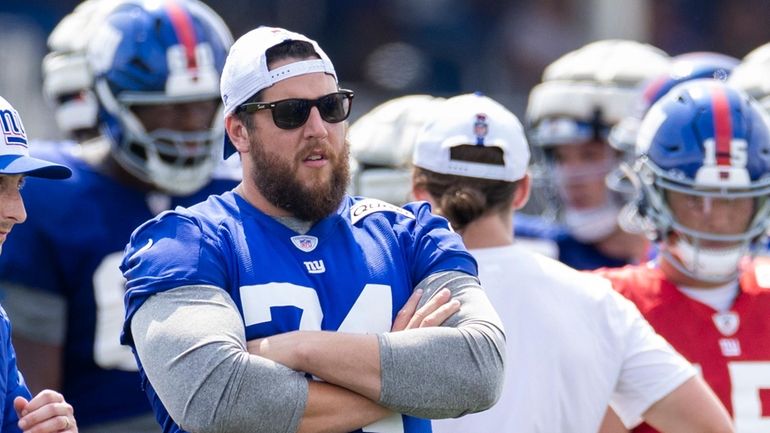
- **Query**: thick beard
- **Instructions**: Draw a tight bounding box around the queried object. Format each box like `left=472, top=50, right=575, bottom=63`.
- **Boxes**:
left=249, top=136, right=350, bottom=221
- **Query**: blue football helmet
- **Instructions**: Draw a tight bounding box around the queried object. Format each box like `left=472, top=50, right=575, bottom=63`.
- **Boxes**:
left=608, top=52, right=740, bottom=198
left=88, top=0, right=232, bottom=195
left=610, top=51, right=740, bottom=154
left=631, top=79, right=770, bottom=282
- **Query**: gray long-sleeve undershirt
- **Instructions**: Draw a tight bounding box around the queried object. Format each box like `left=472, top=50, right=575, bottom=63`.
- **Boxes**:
left=130, top=270, right=505, bottom=433
left=379, top=271, right=506, bottom=418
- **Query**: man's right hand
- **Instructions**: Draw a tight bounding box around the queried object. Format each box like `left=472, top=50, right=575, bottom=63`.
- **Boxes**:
left=391, top=288, right=460, bottom=332
left=16, top=389, right=77, bottom=433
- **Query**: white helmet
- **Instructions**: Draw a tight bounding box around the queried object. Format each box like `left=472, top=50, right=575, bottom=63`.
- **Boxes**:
left=527, top=39, right=671, bottom=147
left=729, top=42, right=770, bottom=113
left=348, top=95, right=444, bottom=205
left=43, top=0, right=132, bottom=137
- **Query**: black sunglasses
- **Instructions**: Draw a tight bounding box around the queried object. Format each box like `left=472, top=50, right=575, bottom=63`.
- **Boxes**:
left=237, top=90, right=354, bottom=129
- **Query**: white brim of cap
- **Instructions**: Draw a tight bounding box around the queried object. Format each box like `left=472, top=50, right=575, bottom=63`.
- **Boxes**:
left=414, top=136, right=526, bottom=182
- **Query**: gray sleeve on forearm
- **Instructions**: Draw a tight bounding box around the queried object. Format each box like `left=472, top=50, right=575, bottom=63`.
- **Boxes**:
left=378, top=271, right=506, bottom=419
left=130, top=285, right=307, bottom=433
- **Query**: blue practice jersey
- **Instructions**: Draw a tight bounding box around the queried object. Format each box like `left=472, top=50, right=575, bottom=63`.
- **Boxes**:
left=513, top=213, right=633, bottom=270
left=121, top=193, right=477, bottom=433
left=0, top=141, right=239, bottom=428
left=0, top=306, right=31, bottom=433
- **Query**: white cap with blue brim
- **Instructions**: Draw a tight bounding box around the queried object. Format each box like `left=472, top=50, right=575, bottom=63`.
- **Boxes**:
left=0, top=96, right=71, bottom=179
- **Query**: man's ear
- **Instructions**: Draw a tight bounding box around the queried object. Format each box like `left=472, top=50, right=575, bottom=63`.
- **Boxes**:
left=225, top=114, right=251, bottom=153
left=512, top=172, right=531, bottom=211
left=412, top=185, right=430, bottom=202
left=411, top=181, right=437, bottom=207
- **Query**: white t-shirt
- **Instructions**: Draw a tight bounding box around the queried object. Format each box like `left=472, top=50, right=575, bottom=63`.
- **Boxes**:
left=432, top=244, right=695, bottom=433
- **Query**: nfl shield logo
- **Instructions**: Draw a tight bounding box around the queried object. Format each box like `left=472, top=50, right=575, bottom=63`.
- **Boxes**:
left=712, top=311, right=740, bottom=337
left=291, top=235, right=319, bottom=252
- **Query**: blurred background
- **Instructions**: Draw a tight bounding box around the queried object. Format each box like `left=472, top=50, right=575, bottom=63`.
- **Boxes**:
left=2, top=0, right=770, bottom=140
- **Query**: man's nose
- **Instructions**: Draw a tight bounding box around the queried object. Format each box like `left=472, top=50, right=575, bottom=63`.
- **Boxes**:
left=706, top=202, right=745, bottom=234
left=3, top=189, right=27, bottom=225
left=303, top=106, right=329, bottom=139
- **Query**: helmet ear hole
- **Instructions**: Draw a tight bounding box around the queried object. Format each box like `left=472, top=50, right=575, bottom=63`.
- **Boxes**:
left=129, top=58, right=152, bottom=74
left=153, top=17, right=163, bottom=33
left=128, top=142, right=147, bottom=161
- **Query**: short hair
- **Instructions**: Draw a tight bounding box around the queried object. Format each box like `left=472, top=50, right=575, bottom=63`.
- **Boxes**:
left=235, top=40, right=322, bottom=129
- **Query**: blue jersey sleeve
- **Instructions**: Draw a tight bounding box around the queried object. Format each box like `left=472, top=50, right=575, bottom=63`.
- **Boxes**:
left=0, top=307, right=31, bottom=433
left=399, top=201, right=478, bottom=282
left=121, top=212, right=228, bottom=347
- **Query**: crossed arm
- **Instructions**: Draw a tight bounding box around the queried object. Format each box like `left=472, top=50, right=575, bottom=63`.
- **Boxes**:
left=247, top=287, right=460, bottom=402
left=130, top=271, right=505, bottom=433
left=288, top=288, right=462, bottom=433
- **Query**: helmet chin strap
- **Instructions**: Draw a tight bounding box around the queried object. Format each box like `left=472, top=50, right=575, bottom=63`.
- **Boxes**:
left=562, top=201, right=621, bottom=243
left=665, top=237, right=745, bottom=283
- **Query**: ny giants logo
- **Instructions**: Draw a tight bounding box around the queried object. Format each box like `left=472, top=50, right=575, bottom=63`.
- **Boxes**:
left=0, top=109, right=27, bottom=147
left=304, top=260, right=325, bottom=274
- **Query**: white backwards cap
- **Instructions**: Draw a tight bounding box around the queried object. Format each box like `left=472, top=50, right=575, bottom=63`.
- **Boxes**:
left=220, top=26, right=337, bottom=157
left=413, top=93, right=529, bottom=182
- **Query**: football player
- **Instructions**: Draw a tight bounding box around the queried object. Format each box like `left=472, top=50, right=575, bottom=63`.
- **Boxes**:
left=595, top=79, right=770, bottom=432
left=518, top=39, right=670, bottom=269
left=120, top=26, right=504, bottom=433
left=0, top=1, right=239, bottom=432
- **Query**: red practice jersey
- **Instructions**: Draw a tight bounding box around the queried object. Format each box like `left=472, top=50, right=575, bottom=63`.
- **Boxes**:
left=595, top=259, right=770, bottom=432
